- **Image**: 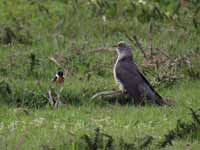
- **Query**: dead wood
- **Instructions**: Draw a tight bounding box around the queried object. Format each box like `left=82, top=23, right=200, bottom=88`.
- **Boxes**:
left=48, top=57, right=62, bottom=68
left=91, top=90, right=123, bottom=100
left=91, top=90, right=172, bottom=106
left=91, top=90, right=135, bottom=105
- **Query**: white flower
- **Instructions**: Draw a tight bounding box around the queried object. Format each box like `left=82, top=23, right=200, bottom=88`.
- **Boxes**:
left=102, top=15, right=107, bottom=23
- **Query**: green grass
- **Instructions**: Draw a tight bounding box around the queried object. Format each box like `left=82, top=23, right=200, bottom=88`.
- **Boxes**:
left=0, top=80, right=200, bottom=149
left=0, top=0, right=200, bottom=149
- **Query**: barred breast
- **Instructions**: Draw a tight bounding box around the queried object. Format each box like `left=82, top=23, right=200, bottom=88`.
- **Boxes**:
left=113, top=57, right=125, bottom=92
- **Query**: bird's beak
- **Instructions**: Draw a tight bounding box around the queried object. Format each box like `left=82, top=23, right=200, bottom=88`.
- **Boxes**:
left=112, top=44, right=118, bottom=48
left=90, top=47, right=116, bottom=53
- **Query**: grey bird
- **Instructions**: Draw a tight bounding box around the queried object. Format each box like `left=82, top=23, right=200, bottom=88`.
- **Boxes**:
left=113, top=41, right=166, bottom=105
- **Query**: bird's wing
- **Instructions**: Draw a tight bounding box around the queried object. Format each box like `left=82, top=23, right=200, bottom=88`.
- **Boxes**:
left=136, top=69, right=164, bottom=104
left=115, top=60, right=145, bottom=102
left=116, top=60, right=163, bottom=105
left=52, top=76, right=57, bottom=82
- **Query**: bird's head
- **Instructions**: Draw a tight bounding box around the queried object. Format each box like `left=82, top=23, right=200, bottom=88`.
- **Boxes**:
left=52, top=71, right=64, bottom=84
left=113, top=41, right=133, bottom=58
left=57, top=71, right=64, bottom=77
left=91, top=41, right=133, bottom=59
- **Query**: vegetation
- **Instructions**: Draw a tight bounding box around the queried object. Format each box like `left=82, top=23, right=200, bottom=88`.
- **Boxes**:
left=0, top=0, right=199, bottom=149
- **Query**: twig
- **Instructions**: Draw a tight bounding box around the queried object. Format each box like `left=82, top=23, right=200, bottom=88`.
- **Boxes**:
left=123, top=32, right=135, bottom=43
left=133, top=35, right=148, bottom=58
left=155, top=48, right=171, bottom=59
left=190, top=108, right=200, bottom=125
left=148, top=20, right=153, bottom=57
left=48, top=57, right=62, bottom=67
left=91, top=90, right=124, bottom=100
left=122, top=32, right=148, bottom=58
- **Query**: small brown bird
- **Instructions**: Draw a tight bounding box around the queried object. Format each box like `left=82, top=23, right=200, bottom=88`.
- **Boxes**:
left=52, top=71, right=65, bottom=84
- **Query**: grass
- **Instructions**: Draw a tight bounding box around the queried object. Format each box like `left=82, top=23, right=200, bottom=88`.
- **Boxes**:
left=0, top=0, right=200, bottom=149
left=0, top=80, right=200, bottom=149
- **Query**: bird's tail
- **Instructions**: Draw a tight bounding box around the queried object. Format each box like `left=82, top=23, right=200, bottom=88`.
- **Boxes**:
left=154, top=96, right=176, bottom=106
left=163, top=98, right=176, bottom=106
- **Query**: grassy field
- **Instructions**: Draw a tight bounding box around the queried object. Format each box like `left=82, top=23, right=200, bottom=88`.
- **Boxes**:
left=0, top=0, right=200, bottom=149
left=0, top=80, right=200, bottom=149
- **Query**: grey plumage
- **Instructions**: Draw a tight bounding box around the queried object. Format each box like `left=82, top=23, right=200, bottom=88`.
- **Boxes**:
left=114, top=41, right=164, bottom=105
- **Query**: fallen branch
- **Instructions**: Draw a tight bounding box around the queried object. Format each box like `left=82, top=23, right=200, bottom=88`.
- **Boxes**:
left=91, top=90, right=124, bottom=100
left=91, top=90, right=173, bottom=106
left=48, top=57, right=62, bottom=67
left=48, top=56, right=69, bottom=76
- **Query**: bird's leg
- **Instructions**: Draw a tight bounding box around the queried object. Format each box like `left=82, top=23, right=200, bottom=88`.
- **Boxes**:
left=118, top=84, right=127, bottom=95
left=121, top=89, right=127, bottom=95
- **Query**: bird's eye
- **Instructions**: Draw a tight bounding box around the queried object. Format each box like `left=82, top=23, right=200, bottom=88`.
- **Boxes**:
left=118, top=43, right=123, bottom=47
